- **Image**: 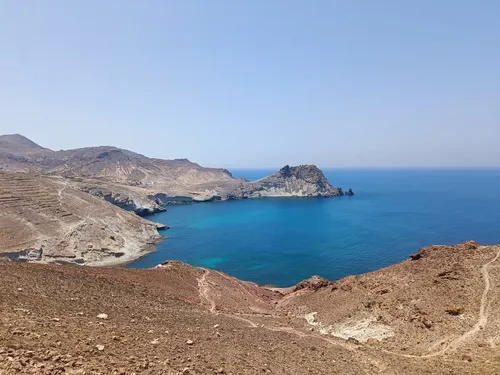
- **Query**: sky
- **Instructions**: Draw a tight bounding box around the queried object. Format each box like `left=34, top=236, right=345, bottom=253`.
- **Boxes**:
left=0, top=1, right=499, bottom=168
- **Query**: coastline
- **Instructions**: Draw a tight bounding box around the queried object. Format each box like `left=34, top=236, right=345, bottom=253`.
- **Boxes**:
left=84, top=241, right=162, bottom=267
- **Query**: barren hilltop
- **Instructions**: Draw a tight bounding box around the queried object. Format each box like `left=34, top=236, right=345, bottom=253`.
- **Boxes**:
left=1, top=241, right=500, bottom=374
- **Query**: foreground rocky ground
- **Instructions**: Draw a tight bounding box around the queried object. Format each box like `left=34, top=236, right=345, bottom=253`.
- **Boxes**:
left=2, top=242, right=500, bottom=374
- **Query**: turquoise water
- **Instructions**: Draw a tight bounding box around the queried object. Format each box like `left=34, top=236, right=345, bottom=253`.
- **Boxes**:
left=128, top=169, right=500, bottom=287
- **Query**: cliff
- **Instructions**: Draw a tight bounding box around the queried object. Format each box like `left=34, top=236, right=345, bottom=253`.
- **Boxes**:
left=242, top=164, right=342, bottom=198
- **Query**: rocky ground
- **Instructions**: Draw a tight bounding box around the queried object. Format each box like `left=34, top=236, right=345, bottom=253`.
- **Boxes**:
left=2, top=242, right=500, bottom=374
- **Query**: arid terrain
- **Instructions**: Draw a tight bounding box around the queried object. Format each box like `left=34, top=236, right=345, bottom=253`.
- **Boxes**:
left=1, top=133, right=495, bottom=374
left=0, top=134, right=349, bottom=265
left=2, top=241, right=500, bottom=374
left=0, top=134, right=347, bottom=215
left=0, top=171, right=161, bottom=265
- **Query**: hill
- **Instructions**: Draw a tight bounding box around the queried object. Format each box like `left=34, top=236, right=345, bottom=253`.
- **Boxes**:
left=1, top=241, right=499, bottom=374
left=0, top=134, right=346, bottom=214
left=0, top=171, right=161, bottom=265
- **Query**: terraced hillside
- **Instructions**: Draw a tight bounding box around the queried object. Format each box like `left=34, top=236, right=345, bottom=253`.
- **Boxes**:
left=0, top=171, right=161, bottom=265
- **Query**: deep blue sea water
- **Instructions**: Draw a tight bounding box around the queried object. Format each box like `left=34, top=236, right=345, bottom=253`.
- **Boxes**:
left=127, top=169, right=500, bottom=287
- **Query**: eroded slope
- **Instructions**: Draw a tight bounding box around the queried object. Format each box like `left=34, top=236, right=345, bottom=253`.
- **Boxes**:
left=0, top=172, right=161, bottom=265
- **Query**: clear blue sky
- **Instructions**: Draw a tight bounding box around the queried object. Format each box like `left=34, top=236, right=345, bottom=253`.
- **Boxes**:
left=0, top=1, right=499, bottom=168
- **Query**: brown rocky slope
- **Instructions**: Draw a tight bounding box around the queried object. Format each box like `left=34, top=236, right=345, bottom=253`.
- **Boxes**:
left=1, top=241, right=500, bottom=374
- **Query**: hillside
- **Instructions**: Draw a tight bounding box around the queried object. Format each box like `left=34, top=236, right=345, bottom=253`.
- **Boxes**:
left=0, top=134, right=48, bottom=154
left=0, top=134, right=347, bottom=214
left=0, top=171, right=161, bottom=265
left=1, top=242, right=499, bottom=374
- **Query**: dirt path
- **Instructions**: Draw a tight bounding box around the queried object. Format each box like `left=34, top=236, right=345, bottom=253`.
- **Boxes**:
left=57, top=178, right=69, bottom=204
left=196, top=269, right=355, bottom=351
left=197, top=269, right=217, bottom=313
left=383, top=246, right=500, bottom=359
left=197, top=247, right=500, bottom=360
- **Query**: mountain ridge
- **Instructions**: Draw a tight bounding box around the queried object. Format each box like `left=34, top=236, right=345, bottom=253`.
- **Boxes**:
left=0, top=134, right=349, bottom=215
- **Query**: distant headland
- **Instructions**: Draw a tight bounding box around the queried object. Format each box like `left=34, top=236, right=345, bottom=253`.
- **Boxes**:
left=0, top=134, right=353, bottom=266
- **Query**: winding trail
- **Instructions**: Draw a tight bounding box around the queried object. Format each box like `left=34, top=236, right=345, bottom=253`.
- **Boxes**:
left=197, top=247, right=500, bottom=360
left=196, top=268, right=354, bottom=351
left=383, top=246, right=500, bottom=359
left=197, top=269, right=216, bottom=313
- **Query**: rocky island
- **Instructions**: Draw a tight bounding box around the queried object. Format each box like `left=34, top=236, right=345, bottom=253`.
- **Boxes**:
left=0, top=134, right=351, bottom=265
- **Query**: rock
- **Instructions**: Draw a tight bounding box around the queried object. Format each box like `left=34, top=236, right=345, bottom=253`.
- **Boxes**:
left=96, top=345, right=105, bottom=351
left=52, top=318, right=60, bottom=322
left=293, top=275, right=330, bottom=292
left=409, top=253, right=423, bottom=260
left=154, top=223, right=170, bottom=231
left=347, top=337, right=360, bottom=345
left=462, top=354, right=473, bottom=362
left=366, top=338, right=379, bottom=346
left=445, top=307, right=464, bottom=316
left=213, top=324, right=220, bottom=329
left=182, top=368, right=190, bottom=374
left=462, top=241, right=479, bottom=250
left=422, top=318, right=433, bottom=329
left=96, top=313, right=108, bottom=320
left=345, top=188, right=355, bottom=196
left=186, top=340, right=194, bottom=345
left=150, top=339, right=159, bottom=345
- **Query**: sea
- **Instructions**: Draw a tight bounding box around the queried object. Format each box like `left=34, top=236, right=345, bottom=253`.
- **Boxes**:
left=127, top=169, right=500, bottom=287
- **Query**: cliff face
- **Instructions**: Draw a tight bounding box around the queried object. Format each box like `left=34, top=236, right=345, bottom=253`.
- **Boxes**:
left=242, top=165, right=342, bottom=198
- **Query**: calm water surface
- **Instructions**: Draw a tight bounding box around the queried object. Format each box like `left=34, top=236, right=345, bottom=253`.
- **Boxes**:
left=127, top=169, right=500, bottom=287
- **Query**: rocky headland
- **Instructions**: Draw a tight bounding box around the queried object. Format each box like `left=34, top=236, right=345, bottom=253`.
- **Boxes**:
left=238, top=164, right=343, bottom=198
left=0, top=134, right=352, bottom=216
left=0, top=134, right=352, bottom=265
